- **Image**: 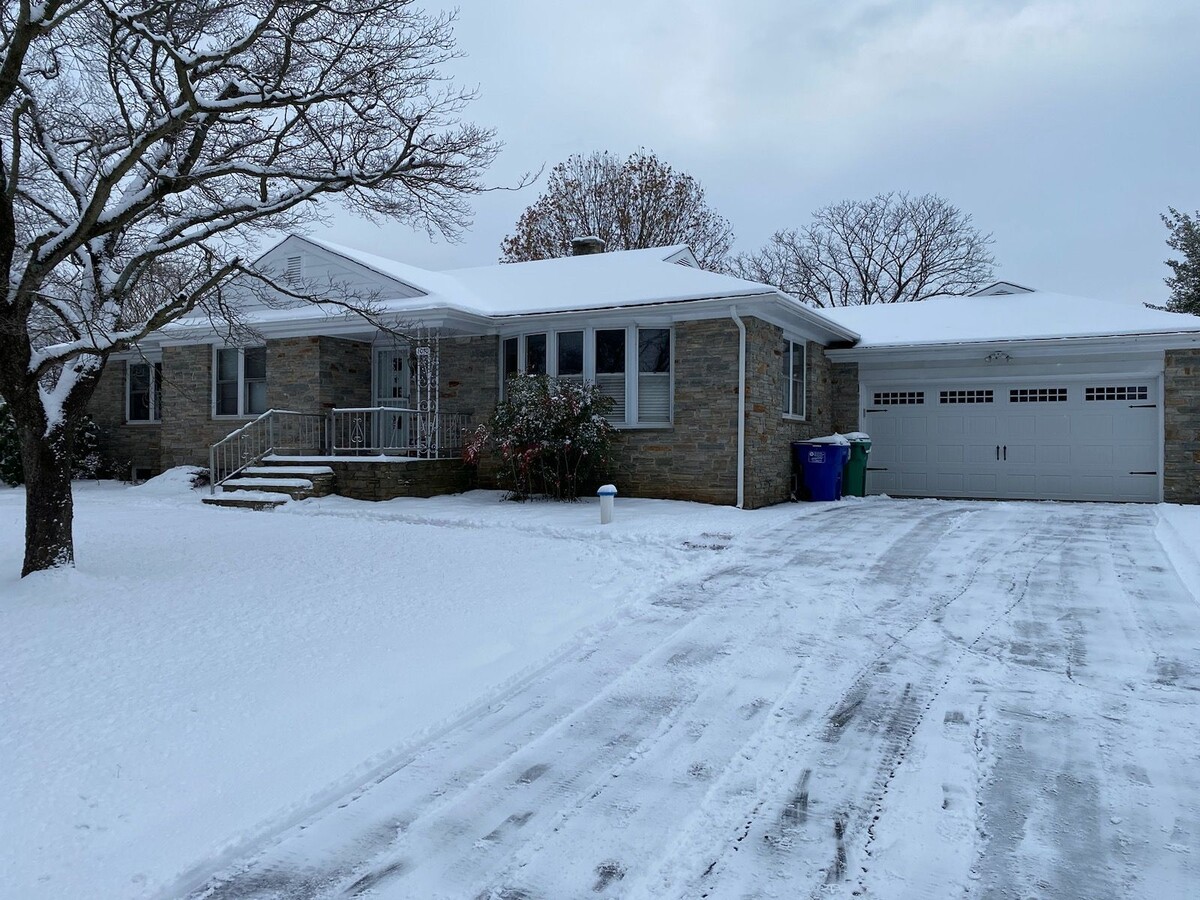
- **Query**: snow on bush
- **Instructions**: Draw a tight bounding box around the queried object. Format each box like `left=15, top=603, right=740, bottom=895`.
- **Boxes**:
left=464, top=374, right=618, bottom=501
left=0, top=400, right=119, bottom=485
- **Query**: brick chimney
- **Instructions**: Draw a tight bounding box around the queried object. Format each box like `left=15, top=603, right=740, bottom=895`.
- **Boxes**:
left=570, top=236, right=606, bottom=256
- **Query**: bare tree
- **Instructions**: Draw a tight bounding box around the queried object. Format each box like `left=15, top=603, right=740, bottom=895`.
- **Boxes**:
left=727, top=193, right=995, bottom=307
left=0, top=0, right=501, bottom=576
left=501, top=149, right=734, bottom=270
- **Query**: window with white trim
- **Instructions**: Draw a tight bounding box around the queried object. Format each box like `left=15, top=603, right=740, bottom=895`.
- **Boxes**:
left=127, top=361, right=162, bottom=422
left=214, top=347, right=268, bottom=417
left=498, top=326, right=672, bottom=426
left=637, top=328, right=671, bottom=424
left=594, top=329, right=627, bottom=422
left=783, top=340, right=806, bottom=419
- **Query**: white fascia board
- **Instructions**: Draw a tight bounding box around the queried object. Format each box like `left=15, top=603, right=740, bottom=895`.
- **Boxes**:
left=488, top=292, right=859, bottom=345
left=826, top=331, right=1200, bottom=364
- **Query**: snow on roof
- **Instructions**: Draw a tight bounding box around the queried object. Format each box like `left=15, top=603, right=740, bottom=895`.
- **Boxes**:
left=818, top=290, right=1200, bottom=348
left=441, top=248, right=776, bottom=316
left=286, top=238, right=780, bottom=318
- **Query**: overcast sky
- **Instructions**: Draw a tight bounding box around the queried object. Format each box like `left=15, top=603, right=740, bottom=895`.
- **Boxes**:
left=312, top=0, right=1200, bottom=304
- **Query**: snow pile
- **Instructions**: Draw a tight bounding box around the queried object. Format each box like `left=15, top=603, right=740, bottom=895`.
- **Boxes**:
left=134, top=465, right=206, bottom=495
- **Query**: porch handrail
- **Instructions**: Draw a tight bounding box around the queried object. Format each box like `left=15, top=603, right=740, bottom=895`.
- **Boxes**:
left=208, top=409, right=327, bottom=494
left=329, top=406, right=468, bottom=458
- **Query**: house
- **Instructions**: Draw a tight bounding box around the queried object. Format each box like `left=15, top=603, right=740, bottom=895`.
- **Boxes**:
left=87, top=237, right=1200, bottom=508
left=88, top=235, right=857, bottom=508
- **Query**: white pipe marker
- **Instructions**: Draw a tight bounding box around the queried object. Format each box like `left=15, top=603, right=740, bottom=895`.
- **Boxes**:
left=597, top=484, right=617, bottom=525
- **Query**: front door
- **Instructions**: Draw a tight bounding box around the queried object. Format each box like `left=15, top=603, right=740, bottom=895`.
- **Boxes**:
left=373, top=346, right=410, bottom=452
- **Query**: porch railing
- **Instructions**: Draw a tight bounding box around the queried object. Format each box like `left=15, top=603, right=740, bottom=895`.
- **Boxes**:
left=329, top=406, right=469, bottom=458
left=208, top=409, right=327, bottom=493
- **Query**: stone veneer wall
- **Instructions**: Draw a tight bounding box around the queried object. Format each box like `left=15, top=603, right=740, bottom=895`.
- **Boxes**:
left=1164, top=348, right=1200, bottom=503
left=439, top=335, right=499, bottom=425
left=742, top=319, right=837, bottom=508
left=160, top=344, right=234, bottom=468
left=88, top=360, right=161, bottom=476
left=318, top=337, right=372, bottom=410
left=607, top=319, right=740, bottom=505
left=160, top=338, right=373, bottom=469
left=831, top=361, right=860, bottom=435
left=324, top=459, right=470, bottom=500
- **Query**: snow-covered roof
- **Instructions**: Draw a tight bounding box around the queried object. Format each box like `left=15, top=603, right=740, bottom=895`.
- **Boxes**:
left=818, top=289, right=1200, bottom=349
left=297, top=237, right=777, bottom=317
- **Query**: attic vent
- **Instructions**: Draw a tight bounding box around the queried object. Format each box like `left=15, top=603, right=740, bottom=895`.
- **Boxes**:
left=284, top=255, right=302, bottom=283
left=674, top=258, right=696, bottom=268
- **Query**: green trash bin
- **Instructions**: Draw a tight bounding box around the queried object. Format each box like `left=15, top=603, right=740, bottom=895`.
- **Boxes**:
left=842, top=434, right=872, bottom=497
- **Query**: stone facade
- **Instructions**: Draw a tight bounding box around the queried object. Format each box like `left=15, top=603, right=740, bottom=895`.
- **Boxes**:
left=831, top=361, right=860, bottom=435
left=90, top=359, right=161, bottom=477
left=439, top=334, right=499, bottom=425
left=323, top=459, right=471, bottom=501
left=609, top=319, right=740, bottom=505
left=1164, top=348, right=1200, bottom=503
left=742, top=319, right=838, bottom=508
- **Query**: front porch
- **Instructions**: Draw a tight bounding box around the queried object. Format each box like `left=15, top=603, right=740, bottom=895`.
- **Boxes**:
left=205, top=407, right=473, bottom=507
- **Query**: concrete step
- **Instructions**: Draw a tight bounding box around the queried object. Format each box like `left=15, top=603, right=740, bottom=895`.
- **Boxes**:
left=241, top=462, right=336, bottom=497
left=202, top=493, right=289, bottom=511
left=222, top=477, right=315, bottom=500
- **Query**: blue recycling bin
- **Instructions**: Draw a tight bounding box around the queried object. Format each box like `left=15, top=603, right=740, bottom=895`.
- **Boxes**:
left=792, top=441, right=851, bottom=501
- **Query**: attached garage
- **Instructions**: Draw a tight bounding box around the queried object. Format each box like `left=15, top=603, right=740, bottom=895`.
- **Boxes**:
left=823, top=284, right=1200, bottom=504
left=860, top=374, right=1160, bottom=502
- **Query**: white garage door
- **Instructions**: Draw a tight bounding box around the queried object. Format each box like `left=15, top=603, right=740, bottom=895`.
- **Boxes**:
left=862, top=378, right=1161, bottom=502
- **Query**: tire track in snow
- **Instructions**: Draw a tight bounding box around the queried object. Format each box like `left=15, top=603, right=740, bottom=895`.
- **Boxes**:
left=661, top=505, right=1085, bottom=899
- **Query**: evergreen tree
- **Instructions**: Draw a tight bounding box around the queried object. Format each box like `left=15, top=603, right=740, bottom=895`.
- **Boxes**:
left=1162, top=208, right=1200, bottom=314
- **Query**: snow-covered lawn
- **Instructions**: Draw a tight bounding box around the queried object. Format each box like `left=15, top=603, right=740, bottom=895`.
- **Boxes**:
left=0, top=475, right=810, bottom=900
left=3, top=478, right=1199, bottom=899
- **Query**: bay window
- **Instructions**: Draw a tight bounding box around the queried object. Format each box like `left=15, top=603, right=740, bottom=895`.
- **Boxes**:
left=498, top=326, right=672, bottom=426
left=215, top=347, right=268, bottom=417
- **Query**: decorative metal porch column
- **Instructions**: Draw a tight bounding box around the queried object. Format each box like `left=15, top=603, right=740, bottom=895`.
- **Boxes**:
left=411, top=329, right=441, bottom=458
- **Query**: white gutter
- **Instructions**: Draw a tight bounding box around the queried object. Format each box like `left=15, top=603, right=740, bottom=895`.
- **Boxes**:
left=730, top=305, right=746, bottom=509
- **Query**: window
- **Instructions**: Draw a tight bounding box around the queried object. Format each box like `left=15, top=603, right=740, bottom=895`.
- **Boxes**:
left=940, top=389, right=994, bottom=404
left=127, top=361, right=162, bottom=422
left=1010, top=387, right=1067, bottom=403
left=215, top=347, right=268, bottom=417
left=595, top=329, right=627, bottom=422
left=525, top=333, right=547, bottom=375
left=638, top=328, right=671, bottom=423
left=504, top=336, right=518, bottom=381
left=498, top=327, right=673, bottom=426
left=873, top=391, right=924, bottom=405
left=1085, top=385, right=1149, bottom=402
left=783, top=341, right=806, bottom=418
left=557, top=331, right=583, bottom=382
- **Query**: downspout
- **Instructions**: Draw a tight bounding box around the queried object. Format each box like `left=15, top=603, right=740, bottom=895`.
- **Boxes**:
left=730, top=306, right=746, bottom=509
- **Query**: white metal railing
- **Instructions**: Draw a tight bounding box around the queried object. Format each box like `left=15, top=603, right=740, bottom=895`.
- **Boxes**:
left=208, top=409, right=327, bottom=493
left=329, top=406, right=468, bottom=458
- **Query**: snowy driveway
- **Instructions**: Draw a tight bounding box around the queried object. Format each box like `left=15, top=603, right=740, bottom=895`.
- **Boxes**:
left=187, top=500, right=1200, bottom=900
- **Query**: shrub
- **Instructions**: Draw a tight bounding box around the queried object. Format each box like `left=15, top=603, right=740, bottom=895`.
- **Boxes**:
left=0, top=400, right=120, bottom=486
left=465, top=374, right=618, bottom=500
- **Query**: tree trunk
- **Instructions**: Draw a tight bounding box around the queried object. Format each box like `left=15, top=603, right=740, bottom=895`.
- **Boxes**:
left=19, top=423, right=76, bottom=577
